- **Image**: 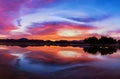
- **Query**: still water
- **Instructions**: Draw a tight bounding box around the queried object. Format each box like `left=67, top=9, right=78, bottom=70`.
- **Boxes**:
left=0, top=46, right=120, bottom=79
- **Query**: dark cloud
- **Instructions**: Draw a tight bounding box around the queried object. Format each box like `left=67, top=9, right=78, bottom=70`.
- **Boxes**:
left=64, top=15, right=111, bottom=23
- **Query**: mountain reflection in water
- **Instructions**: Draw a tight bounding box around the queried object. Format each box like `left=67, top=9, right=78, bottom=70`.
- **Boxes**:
left=0, top=46, right=120, bottom=79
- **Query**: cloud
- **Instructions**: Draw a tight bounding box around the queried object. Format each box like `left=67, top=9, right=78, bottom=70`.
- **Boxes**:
left=10, top=27, right=31, bottom=35
left=104, top=30, right=120, bottom=39
left=0, top=34, right=8, bottom=38
left=65, top=15, right=111, bottom=22
left=11, top=9, right=88, bottom=35
left=18, top=22, right=98, bottom=40
left=90, top=16, right=120, bottom=30
left=0, top=0, right=119, bottom=40
left=11, top=7, right=110, bottom=36
left=57, top=29, right=82, bottom=37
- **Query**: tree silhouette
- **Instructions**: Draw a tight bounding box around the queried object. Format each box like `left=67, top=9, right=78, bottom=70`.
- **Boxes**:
left=84, top=36, right=117, bottom=45
left=117, top=40, right=120, bottom=44
left=99, top=36, right=116, bottom=44
left=84, top=36, right=99, bottom=44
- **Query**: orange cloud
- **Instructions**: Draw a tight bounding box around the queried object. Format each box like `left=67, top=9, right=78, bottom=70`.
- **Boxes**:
left=23, top=23, right=98, bottom=40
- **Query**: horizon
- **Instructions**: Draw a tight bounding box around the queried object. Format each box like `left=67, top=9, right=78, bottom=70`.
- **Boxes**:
left=0, top=36, right=119, bottom=41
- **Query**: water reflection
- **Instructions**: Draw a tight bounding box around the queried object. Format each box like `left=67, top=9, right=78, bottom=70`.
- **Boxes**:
left=84, top=46, right=117, bottom=55
left=58, top=50, right=82, bottom=58
left=0, top=46, right=120, bottom=79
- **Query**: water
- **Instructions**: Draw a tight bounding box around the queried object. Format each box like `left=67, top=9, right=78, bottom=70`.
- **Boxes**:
left=0, top=46, right=120, bottom=79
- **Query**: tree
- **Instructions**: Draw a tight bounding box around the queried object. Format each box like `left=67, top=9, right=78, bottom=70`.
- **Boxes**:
left=84, top=36, right=99, bottom=44
left=117, top=40, right=120, bottom=44
left=99, top=36, right=116, bottom=44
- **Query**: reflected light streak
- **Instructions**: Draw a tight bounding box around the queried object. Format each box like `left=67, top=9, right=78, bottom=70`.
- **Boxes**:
left=10, top=53, right=24, bottom=57
left=10, top=51, right=31, bottom=59
left=58, top=50, right=82, bottom=58
left=88, top=54, right=105, bottom=59
left=0, top=46, right=8, bottom=49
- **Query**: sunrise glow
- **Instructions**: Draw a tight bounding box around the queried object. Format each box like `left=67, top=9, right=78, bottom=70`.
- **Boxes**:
left=0, top=0, right=119, bottom=40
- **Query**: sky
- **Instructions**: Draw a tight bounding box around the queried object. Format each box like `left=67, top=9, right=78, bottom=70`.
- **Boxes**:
left=0, top=0, right=120, bottom=40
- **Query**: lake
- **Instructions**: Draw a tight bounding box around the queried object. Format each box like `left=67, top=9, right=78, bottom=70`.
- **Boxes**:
left=0, top=45, right=120, bottom=79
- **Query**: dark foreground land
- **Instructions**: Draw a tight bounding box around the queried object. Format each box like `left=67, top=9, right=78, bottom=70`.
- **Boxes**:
left=0, top=39, right=120, bottom=48
left=0, top=36, right=120, bottom=47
